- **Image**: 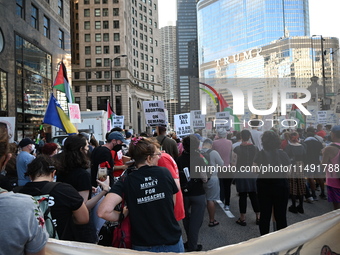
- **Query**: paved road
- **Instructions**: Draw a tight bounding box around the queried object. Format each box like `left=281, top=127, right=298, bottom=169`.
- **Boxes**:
left=181, top=183, right=333, bottom=252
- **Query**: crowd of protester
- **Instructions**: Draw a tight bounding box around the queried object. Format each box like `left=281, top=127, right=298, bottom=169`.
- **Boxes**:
left=0, top=121, right=339, bottom=254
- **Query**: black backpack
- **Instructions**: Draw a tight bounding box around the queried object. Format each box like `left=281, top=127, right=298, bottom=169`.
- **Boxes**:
left=200, top=149, right=213, bottom=166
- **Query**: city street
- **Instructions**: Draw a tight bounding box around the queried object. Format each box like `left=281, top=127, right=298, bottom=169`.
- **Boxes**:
left=184, top=183, right=333, bottom=252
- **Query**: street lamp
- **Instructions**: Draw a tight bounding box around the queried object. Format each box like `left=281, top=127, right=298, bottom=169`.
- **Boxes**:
left=85, top=71, right=96, bottom=111
left=312, top=35, right=327, bottom=109
left=110, top=54, right=127, bottom=108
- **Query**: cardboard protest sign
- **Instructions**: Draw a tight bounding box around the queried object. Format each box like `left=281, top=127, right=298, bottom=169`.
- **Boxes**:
left=112, top=115, right=124, bottom=129
left=190, top=110, right=205, bottom=129
left=174, top=113, right=192, bottom=137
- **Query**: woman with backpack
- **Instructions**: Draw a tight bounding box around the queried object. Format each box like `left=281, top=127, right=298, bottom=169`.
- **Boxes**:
left=14, top=155, right=89, bottom=240
left=233, top=130, right=260, bottom=226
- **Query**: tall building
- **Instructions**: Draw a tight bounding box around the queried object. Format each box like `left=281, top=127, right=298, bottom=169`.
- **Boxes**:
left=0, top=0, right=72, bottom=140
left=71, top=0, right=163, bottom=133
left=176, top=0, right=200, bottom=113
left=197, top=0, right=310, bottom=64
left=160, top=25, right=178, bottom=128
left=196, top=0, right=339, bottom=124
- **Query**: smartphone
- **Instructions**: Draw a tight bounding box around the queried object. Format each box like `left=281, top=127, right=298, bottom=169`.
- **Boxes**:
left=97, top=166, right=107, bottom=181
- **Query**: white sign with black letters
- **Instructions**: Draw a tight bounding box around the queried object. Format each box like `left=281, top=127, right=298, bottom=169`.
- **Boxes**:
left=112, top=115, right=124, bottom=129
left=143, top=101, right=167, bottom=126
left=174, top=113, right=192, bottom=138
left=190, top=110, right=205, bottom=129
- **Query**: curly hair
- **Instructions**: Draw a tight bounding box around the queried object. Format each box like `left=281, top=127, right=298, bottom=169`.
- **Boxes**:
left=55, top=134, right=89, bottom=174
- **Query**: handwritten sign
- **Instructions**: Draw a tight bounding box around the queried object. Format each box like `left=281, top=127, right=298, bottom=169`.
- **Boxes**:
left=112, top=115, right=124, bottom=129
left=143, top=101, right=166, bottom=127
left=174, top=113, right=192, bottom=137
left=190, top=110, right=205, bottom=129
left=215, top=111, right=230, bottom=130
left=68, top=103, right=81, bottom=123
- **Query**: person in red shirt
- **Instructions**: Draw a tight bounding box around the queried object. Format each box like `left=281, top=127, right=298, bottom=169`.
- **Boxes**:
left=158, top=151, right=185, bottom=221
left=316, top=124, right=327, bottom=138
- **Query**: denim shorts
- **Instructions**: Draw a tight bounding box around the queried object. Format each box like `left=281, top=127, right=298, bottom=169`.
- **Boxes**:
left=132, top=236, right=184, bottom=253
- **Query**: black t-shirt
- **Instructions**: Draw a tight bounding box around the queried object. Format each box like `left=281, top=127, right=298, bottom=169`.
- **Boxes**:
left=110, top=165, right=181, bottom=246
left=176, top=151, right=205, bottom=196
left=304, top=137, right=323, bottom=165
left=254, top=149, right=291, bottom=185
left=90, top=145, right=114, bottom=187
left=16, top=181, right=83, bottom=240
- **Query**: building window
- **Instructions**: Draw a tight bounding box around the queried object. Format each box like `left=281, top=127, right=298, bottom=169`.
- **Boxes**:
left=104, top=58, right=110, bottom=66
left=114, top=58, right=121, bottom=66
left=43, top=16, right=50, bottom=38
left=95, top=8, right=101, bottom=17
left=114, top=33, right=120, bottom=41
left=31, top=5, right=38, bottom=29
left=58, top=0, right=63, bottom=18
left=154, top=21, right=157, bottom=28
left=113, top=20, right=119, bottom=28
left=94, top=0, right=100, bottom=3
left=103, top=0, right=108, bottom=3
left=115, top=71, right=121, bottom=78
left=150, top=75, right=154, bottom=82
left=95, top=21, right=101, bottom=29
left=75, top=86, right=80, bottom=92
left=84, top=21, right=90, bottom=30
left=96, top=46, right=102, bottom=54
left=87, top=85, right=92, bottom=92
left=96, top=85, right=103, bottom=92
left=85, top=46, right=91, bottom=54
left=149, top=37, right=153, bottom=44
left=113, top=0, right=119, bottom=3
left=114, top=46, right=120, bottom=54
left=103, top=46, right=109, bottom=54
left=84, top=0, right=90, bottom=4
left=103, top=33, right=109, bottom=41
left=104, top=72, right=110, bottom=79
left=148, top=18, right=152, bottom=25
left=74, top=72, right=80, bottom=79
left=149, top=9, right=152, bottom=15
left=113, top=8, right=119, bottom=16
left=103, top=21, right=109, bottom=29
left=96, top=71, right=102, bottom=78
left=103, top=8, right=109, bottom=16
left=97, top=96, right=109, bottom=110
left=95, top=33, right=101, bottom=42
left=105, top=84, right=110, bottom=91
left=58, top=29, right=64, bottom=49
left=150, top=65, right=154, bottom=72
left=96, top=58, right=102, bottom=67
left=16, top=0, right=25, bottom=18
left=85, top=59, right=91, bottom=67
left=85, top=34, right=90, bottom=42
left=75, top=97, right=80, bottom=105
left=84, top=9, right=90, bottom=17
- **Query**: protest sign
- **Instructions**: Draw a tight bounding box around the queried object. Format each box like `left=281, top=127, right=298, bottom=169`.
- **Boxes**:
left=143, top=101, right=166, bottom=126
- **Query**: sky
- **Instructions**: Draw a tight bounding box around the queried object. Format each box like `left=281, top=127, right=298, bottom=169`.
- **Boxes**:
left=158, top=0, right=340, bottom=39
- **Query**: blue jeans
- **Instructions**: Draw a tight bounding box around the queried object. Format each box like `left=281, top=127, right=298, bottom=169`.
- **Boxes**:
left=132, top=236, right=184, bottom=253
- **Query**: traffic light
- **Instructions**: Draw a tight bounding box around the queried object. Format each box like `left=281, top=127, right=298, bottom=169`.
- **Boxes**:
left=319, top=99, right=324, bottom=110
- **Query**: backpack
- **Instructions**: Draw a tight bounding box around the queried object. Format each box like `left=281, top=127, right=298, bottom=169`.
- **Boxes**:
left=15, top=182, right=59, bottom=239
left=200, top=149, right=213, bottom=166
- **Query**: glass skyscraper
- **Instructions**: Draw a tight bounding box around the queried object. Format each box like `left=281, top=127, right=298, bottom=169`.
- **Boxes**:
left=197, top=0, right=310, bottom=64
left=177, top=0, right=200, bottom=113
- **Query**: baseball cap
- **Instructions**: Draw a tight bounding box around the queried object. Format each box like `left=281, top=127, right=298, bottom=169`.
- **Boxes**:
left=331, top=125, right=340, bottom=132
left=108, top=131, right=126, bottom=143
left=19, top=138, right=34, bottom=148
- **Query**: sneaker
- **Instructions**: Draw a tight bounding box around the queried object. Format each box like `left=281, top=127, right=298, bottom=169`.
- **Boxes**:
left=224, top=205, right=230, bottom=211
left=305, top=197, right=314, bottom=203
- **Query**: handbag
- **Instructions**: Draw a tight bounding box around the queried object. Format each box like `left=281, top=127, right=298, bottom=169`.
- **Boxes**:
left=97, top=221, right=118, bottom=246
left=112, top=197, right=132, bottom=249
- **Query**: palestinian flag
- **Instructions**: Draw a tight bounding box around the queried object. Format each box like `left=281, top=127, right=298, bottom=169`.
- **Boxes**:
left=291, top=104, right=305, bottom=127
left=219, top=93, right=241, bottom=131
left=53, top=62, right=74, bottom=103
